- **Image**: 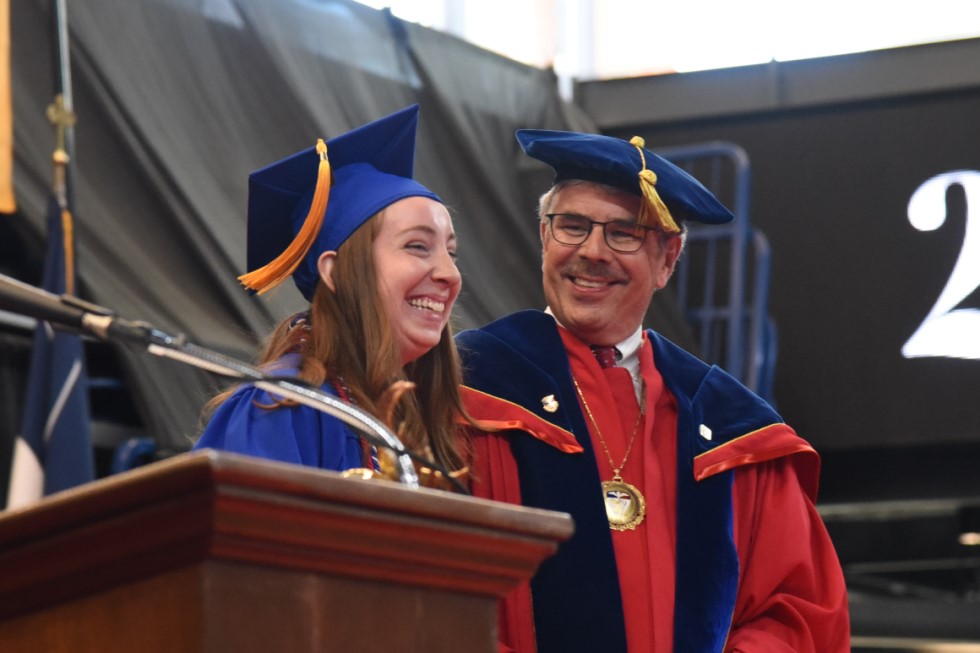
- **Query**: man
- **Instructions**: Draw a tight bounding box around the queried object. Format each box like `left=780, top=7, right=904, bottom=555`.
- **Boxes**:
left=457, top=129, right=849, bottom=652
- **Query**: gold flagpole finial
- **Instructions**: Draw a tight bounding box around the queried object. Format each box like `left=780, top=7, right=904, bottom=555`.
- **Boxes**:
left=46, top=94, right=78, bottom=295
left=46, top=94, right=76, bottom=207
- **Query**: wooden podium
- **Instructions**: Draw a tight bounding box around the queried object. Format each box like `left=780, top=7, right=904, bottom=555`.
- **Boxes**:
left=0, top=450, right=573, bottom=652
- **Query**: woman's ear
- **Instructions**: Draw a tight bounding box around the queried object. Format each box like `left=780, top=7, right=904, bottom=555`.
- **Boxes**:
left=317, top=251, right=338, bottom=292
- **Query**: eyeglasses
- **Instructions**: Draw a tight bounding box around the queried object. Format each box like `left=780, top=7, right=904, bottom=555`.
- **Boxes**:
left=544, top=213, right=661, bottom=253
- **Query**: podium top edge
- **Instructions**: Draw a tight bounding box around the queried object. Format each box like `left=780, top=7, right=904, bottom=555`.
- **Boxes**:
left=0, top=450, right=575, bottom=545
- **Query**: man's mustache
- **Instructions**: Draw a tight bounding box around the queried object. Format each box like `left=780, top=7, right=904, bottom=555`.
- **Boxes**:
left=560, top=261, right=627, bottom=283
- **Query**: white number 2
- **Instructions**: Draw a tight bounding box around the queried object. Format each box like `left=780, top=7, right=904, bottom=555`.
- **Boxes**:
left=902, top=170, right=980, bottom=360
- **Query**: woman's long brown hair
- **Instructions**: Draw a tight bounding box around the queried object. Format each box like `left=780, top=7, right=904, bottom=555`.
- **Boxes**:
left=204, top=209, right=469, bottom=473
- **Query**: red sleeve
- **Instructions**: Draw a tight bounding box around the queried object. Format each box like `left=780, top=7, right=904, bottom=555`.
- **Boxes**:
left=727, top=457, right=850, bottom=652
left=467, top=428, right=538, bottom=653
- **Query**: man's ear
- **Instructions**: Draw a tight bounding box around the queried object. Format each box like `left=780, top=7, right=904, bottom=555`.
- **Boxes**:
left=317, top=251, right=338, bottom=292
left=656, top=236, right=684, bottom=289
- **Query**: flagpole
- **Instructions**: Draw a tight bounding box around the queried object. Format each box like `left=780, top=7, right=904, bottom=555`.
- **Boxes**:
left=51, top=0, right=74, bottom=199
left=4, top=0, right=93, bottom=511
left=46, top=0, right=76, bottom=293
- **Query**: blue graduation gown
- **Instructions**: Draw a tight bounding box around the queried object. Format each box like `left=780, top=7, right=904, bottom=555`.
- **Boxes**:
left=193, top=353, right=365, bottom=471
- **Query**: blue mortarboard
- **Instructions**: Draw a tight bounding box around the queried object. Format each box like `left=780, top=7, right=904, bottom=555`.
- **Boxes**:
left=241, top=105, right=440, bottom=301
left=516, top=129, right=733, bottom=232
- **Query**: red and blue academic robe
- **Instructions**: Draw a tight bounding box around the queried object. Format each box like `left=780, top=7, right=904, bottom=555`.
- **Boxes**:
left=456, top=310, right=849, bottom=653
left=193, top=353, right=366, bottom=471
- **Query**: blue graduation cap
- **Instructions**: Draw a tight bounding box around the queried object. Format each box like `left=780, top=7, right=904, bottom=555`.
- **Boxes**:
left=516, top=129, right=733, bottom=233
left=241, top=105, right=440, bottom=300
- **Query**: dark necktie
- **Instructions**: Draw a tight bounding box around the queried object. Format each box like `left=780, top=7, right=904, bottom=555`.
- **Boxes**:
left=591, top=345, right=619, bottom=369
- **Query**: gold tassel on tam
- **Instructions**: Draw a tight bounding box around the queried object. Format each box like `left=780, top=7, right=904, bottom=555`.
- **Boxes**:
left=629, top=136, right=680, bottom=234
left=238, top=139, right=332, bottom=294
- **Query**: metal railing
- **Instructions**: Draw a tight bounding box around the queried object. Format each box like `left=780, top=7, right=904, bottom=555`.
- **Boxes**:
left=655, top=141, right=776, bottom=402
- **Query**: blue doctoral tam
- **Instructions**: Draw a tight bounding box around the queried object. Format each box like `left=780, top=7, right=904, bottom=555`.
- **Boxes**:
left=516, top=129, right=733, bottom=226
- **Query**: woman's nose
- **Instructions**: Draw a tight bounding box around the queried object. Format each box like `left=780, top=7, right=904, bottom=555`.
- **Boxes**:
left=433, top=248, right=461, bottom=285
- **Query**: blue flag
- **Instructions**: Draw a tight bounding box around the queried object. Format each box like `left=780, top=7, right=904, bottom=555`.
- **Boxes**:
left=5, top=198, right=93, bottom=508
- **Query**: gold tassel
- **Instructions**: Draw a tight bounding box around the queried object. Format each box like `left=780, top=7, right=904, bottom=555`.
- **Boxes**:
left=238, top=139, right=332, bottom=294
left=61, top=208, right=75, bottom=296
left=629, top=136, right=680, bottom=234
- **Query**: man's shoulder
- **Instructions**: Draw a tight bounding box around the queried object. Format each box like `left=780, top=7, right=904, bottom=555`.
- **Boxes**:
left=645, top=328, right=787, bottom=439
left=645, top=329, right=767, bottom=404
left=457, top=309, right=553, bottom=344
left=456, top=310, right=560, bottom=365
left=456, top=310, right=573, bottom=397
left=645, top=328, right=714, bottom=397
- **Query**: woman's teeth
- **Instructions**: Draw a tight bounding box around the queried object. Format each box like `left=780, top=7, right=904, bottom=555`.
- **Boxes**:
left=408, top=297, right=445, bottom=313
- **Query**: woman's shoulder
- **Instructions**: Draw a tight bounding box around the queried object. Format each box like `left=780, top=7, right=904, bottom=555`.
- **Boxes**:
left=261, top=352, right=305, bottom=379
left=194, top=354, right=360, bottom=469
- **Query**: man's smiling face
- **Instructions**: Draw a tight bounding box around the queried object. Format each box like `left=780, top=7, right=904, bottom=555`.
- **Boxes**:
left=540, top=182, right=681, bottom=345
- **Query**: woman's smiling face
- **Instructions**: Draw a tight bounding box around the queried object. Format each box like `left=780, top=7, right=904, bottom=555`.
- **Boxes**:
left=371, top=196, right=461, bottom=365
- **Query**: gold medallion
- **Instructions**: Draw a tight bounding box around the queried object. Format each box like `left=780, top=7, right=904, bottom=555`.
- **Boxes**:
left=602, top=478, right=646, bottom=530
left=572, top=376, right=647, bottom=532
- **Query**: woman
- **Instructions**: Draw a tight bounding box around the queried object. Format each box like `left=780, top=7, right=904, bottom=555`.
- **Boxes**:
left=195, top=106, right=468, bottom=484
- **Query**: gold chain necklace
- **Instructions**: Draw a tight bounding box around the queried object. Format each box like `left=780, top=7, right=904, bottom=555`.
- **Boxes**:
left=572, top=377, right=647, bottom=531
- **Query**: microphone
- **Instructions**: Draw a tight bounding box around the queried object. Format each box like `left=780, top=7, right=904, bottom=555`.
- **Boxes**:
left=0, top=272, right=156, bottom=345
left=0, top=271, right=92, bottom=331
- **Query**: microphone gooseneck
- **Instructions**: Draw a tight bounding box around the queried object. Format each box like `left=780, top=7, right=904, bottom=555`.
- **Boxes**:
left=0, top=272, right=458, bottom=491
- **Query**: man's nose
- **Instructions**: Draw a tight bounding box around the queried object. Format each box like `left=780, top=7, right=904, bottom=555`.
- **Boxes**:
left=578, top=223, right=612, bottom=258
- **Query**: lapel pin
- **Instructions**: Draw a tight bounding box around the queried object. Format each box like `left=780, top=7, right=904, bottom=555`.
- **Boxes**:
left=541, top=394, right=559, bottom=413
left=699, top=424, right=712, bottom=441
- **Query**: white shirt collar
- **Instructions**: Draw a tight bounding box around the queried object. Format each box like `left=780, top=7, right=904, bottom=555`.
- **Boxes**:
left=616, top=326, right=644, bottom=375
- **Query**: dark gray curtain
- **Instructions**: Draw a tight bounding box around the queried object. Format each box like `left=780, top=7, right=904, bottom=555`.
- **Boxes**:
left=5, top=0, right=692, bottom=458
left=6, top=0, right=597, bottom=451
